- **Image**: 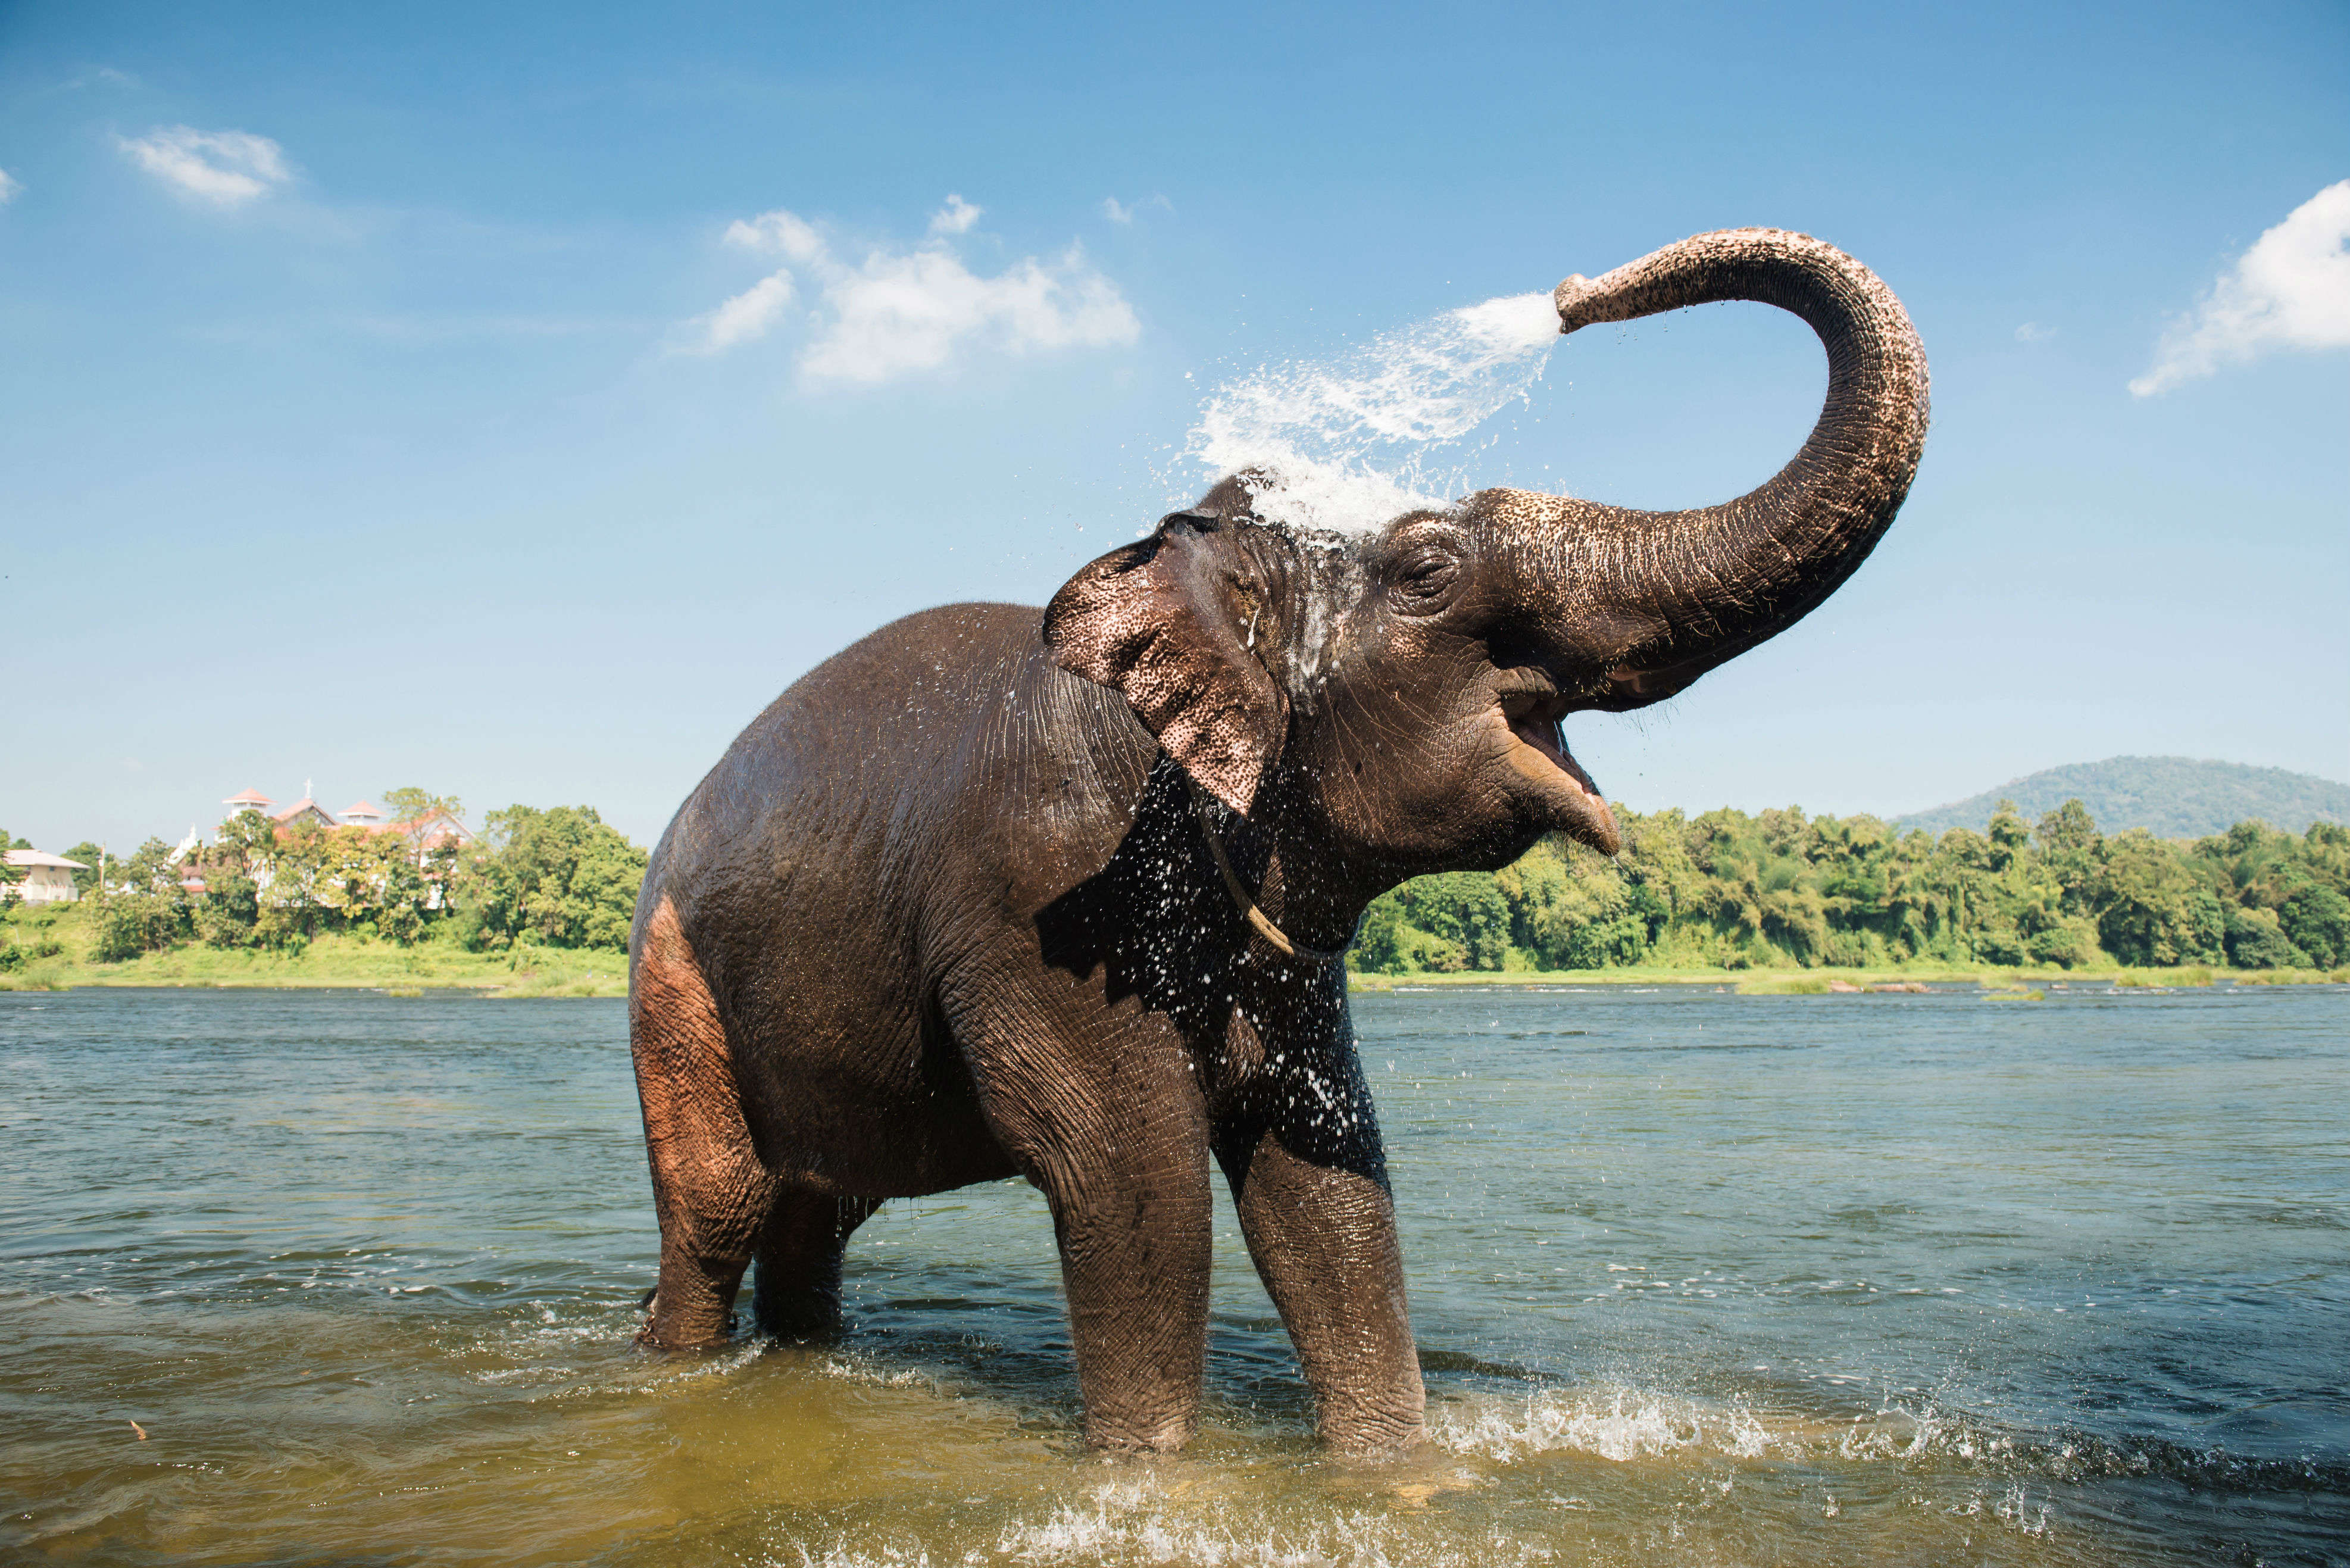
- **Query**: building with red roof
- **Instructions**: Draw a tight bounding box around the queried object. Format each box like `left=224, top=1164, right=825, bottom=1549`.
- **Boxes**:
left=207, top=786, right=477, bottom=868
left=270, top=797, right=340, bottom=833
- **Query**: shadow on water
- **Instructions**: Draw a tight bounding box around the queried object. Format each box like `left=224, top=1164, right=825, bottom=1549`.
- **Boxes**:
left=2, top=984, right=2345, bottom=1566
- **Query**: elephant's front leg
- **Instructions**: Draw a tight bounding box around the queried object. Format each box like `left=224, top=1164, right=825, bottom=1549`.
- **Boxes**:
left=1220, top=1083, right=1424, bottom=1452
left=1040, top=1124, right=1216, bottom=1451
left=963, top=1003, right=1217, bottom=1451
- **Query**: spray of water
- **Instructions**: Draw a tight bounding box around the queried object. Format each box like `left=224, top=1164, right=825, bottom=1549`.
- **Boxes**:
left=1183, top=291, right=1562, bottom=536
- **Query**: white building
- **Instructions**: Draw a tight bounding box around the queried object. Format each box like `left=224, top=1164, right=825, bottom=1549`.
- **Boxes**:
left=5, top=849, right=89, bottom=904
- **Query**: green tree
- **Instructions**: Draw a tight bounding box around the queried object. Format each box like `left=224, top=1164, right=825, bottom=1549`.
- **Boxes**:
left=382, top=787, right=464, bottom=824
left=92, top=889, right=189, bottom=960
left=1392, top=873, right=1512, bottom=971
left=212, top=810, right=279, bottom=868
left=1496, top=838, right=1660, bottom=969
left=2096, top=830, right=2224, bottom=966
left=195, top=873, right=260, bottom=947
left=61, top=843, right=108, bottom=897
left=2035, top=799, right=2104, bottom=916
left=115, top=837, right=183, bottom=895
left=451, top=805, right=648, bottom=951
left=2279, top=883, right=2350, bottom=967
left=1982, top=799, right=2032, bottom=873
left=244, top=820, right=438, bottom=946
left=1348, top=897, right=1409, bottom=974
left=2222, top=905, right=2309, bottom=969
left=381, top=788, right=466, bottom=859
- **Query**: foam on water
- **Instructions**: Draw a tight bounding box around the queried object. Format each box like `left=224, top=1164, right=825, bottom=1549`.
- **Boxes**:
left=988, top=1478, right=1557, bottom=1568
left=1429, top=1387, right=1780, bottom=1464
left=1184, top=291, right=1561, bottom=535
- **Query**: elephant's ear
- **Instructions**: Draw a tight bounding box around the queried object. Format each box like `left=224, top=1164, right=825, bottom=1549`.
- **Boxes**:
left=1044, top=511, right=1286, bottom=815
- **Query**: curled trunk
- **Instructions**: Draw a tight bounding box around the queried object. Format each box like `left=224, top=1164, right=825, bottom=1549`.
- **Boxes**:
left=1470, top=227, right=1930, bottom=707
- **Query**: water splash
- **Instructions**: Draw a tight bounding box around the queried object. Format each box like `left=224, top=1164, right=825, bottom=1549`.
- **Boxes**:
left=1428, top=1386, right=1782, bottom=1464
left=1185, top=291, right=1561, bottom=535
left=990, top=1476, right=1556, bottom=1567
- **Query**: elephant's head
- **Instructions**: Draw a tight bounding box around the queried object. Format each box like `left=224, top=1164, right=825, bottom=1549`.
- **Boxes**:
left=1045, top=228, right=1928, bottom=888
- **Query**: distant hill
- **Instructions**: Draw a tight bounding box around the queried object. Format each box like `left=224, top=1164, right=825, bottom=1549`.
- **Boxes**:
left=1896, top=757, right=2350, bottom=841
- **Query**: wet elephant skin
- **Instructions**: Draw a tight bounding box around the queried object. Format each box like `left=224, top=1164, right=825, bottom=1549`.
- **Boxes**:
left=633, top=601, right=1421, bottom=1453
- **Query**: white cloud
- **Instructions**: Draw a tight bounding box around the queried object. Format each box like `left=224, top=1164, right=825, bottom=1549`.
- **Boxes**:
left=1101, top=194, right=1171, bottom=225
left=2131, top=179, right=2350, bottom=396
left=726, top=208, right=824, bottom=263
left=927, top=194, right=982, bottom=236
left=805, top=244, right=1138, bottom=383
left=118, top=126, right=291, bottom=207
left=688, top=201, right=1140, bottom=384
left=0, top=168, right=21, bottom=205
left=2014, top=321, right=2054, bottom=343
left=687, top=269, right=796, bottom=354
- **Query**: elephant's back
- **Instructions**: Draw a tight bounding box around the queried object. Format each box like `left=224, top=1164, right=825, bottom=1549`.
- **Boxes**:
left=638, top=601, right=1151, bottom=1011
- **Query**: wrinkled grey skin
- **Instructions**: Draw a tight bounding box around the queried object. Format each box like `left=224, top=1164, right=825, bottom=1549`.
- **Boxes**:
left=629, top=229, right=1928, bottom=1453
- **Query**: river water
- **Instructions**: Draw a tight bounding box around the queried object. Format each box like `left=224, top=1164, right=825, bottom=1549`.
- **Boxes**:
left=3, top=983, right=2343, bottom=1566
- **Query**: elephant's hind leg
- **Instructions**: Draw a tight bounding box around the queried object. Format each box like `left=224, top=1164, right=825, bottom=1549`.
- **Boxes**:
left=632, top=895, right=779, bottom=1348
left=752, top=1193, right=881, bottom=1341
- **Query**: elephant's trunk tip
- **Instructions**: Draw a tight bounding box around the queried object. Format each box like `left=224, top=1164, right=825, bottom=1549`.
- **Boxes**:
left=1551, top=274, right=1592, bottom=332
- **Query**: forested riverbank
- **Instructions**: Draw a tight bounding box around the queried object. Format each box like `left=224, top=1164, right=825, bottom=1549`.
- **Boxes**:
left=1, top=804, right=645, bottom=995
left=1355, top=799, right=2350, bottom=977
left=7, top=795, right=2347, bottom=992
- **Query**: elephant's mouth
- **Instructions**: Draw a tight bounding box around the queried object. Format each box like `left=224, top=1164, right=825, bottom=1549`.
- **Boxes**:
left=1494, top=670, right=1620, bottom=854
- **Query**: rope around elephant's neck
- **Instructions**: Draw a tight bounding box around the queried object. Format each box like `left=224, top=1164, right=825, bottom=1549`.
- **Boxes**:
left=1185, top=779, right=1350, bottom=966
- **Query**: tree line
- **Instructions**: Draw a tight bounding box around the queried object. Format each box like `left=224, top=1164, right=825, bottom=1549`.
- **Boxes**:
left=38, top=796, right=648, bottom=964
left=1353, top=799, right=2350, bottom=974
left=17, top=794, right=2348, bottom=975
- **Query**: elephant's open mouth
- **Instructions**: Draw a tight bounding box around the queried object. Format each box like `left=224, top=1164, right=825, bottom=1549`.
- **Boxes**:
left=1500, top=690, right=1601, bottom=798
left=1494, top=670, right=1620, bottom=852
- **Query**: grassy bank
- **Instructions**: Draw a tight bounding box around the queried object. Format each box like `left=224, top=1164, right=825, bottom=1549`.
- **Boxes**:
left=11, top=901, right=2338, bottom=999
left=1, top=901, right=628, bottom=997
left=1350, top=961, right=2348, bottom=994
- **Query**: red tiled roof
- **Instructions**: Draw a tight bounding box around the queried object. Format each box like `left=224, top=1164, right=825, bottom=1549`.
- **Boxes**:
left=223, top=788, right=276, bottom=805
left=380, top=810, right=474, bottom=844
left=340, top=800, right=386, bottom=819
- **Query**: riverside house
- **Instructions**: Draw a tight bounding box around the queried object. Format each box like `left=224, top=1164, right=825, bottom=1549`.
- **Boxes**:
left=5, top=849, right=89, bottom=904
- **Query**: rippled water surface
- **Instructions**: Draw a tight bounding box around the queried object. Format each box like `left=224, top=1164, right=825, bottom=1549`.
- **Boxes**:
left=4, top=983, right=2345, bottom=1566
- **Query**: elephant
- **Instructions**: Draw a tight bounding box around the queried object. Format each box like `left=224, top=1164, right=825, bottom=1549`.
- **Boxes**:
left=628, top=227, right=1929, bottom=1453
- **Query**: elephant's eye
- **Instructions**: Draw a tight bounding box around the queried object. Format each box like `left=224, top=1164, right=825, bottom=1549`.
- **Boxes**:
left=1389, top=547, right=1461, bottom=613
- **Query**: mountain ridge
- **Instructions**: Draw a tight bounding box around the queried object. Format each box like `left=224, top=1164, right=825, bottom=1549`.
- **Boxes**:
left=1896, top=756, right=2350, bottom=841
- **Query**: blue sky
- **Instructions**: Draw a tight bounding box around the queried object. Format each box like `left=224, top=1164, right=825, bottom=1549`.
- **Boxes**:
left=3, top=0, right=2345, bottom=853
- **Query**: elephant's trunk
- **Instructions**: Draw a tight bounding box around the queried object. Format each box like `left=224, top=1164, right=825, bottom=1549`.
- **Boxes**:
left=1470, top=228, right=1929, bottom=708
